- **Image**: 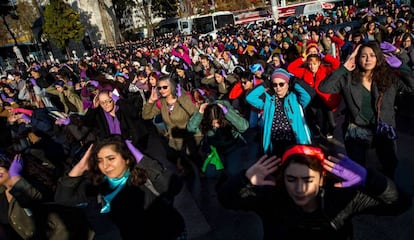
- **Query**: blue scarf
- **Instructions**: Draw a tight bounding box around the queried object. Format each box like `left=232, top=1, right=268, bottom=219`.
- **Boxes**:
left=100, top=170, right=130, bottom=213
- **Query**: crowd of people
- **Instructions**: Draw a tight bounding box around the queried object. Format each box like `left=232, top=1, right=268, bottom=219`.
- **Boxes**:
left=1, top=0, right=414, bottom=239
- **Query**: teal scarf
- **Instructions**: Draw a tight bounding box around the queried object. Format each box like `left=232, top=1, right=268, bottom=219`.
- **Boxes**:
left=100, top=170, right=130, bottom=213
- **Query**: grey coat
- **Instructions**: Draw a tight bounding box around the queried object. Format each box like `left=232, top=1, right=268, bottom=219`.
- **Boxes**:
left=319, top=66, right=414, bottom=128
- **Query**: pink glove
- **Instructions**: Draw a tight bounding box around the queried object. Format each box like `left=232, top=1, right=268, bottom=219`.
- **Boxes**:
left=9, top=154, right=24, bottom=177
left=125, top=140, right=144, bottom=163
left=13, top=108, right=33, bottom=116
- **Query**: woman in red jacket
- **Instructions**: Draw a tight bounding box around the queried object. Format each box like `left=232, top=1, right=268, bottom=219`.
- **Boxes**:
left=288, top=52, right=341, bottom=139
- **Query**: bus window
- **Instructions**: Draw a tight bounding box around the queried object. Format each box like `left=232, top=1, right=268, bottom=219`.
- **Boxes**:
left=214, top=14, right=234, bottom=29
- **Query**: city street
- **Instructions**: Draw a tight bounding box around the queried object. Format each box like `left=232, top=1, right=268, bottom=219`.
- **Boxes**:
left=174, top=94, right=414, bottom=240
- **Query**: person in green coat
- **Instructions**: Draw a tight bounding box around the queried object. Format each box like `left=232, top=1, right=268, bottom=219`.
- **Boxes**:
left=187, top=99, right=249, bottom=176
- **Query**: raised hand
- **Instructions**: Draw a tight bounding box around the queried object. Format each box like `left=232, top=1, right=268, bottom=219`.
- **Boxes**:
left=68, top=144, right=93, bottom=177
left=323, top=153, right=367, bottom=188
left=344, top=44, right=361, bottom=71
left=55, top=117, right=70, bottom=126
left=198, top=102, right=209, bottom=114
left=92, top=94, right=100, bottom=109
left=217, top=103, right=228, bottom=114
left=246, top=155, right=280, bottom=186
left=9, top=154, right=24, bottom=177
left=125, top=140, right=144, bottom=163
left=148, top=87, right=159, bottom=103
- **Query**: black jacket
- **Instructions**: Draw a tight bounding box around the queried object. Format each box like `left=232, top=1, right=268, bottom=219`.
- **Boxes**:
left=82, top=99, right=149, bottom=150
left=217, top=169, right=412, bottom=240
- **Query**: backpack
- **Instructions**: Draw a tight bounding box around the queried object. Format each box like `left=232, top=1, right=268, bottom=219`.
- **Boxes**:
left=137, top=156, right=183, bottom=199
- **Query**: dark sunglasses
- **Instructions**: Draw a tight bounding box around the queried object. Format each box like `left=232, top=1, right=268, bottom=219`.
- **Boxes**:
left=157, top=86, right=169, bottom=90
left=241, top=81, right=248, bottom=85
left=272, top=82, right=286, bottom=88
left=328, top=32, right=334, bottom=34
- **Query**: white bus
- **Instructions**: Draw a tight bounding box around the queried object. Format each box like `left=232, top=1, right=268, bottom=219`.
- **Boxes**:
left=156, top=17, right=193, bottom=36
left=192, top=11, right=235, bottom=39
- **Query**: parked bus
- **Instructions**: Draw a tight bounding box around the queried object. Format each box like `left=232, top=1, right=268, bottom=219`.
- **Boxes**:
left=155, top=17, right=193, bottom=36
left=192, top=11, right=235, bottom=39
left=233, top=7, right=271, bottom=25
left=276, top=0, right=339, bottom=19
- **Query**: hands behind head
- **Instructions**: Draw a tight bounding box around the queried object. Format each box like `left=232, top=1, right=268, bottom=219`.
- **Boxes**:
left=323, top=153, right=367, bottom=188
left=246, top=153, right=367, bottom=188
left=246, top=155, right=281, bottom=186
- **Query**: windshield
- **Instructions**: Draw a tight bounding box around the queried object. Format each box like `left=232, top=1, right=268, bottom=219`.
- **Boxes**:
left=159, top=22, right=179, bottom=34
left=193, top=16, right=214, bottom=34
left=214, top=14, right=234, bottom=29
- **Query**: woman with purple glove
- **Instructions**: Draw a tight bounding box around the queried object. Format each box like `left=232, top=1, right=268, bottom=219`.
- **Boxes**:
left=319, top=42, right=414, bottom=178
left=217, top=145, right=412, bottom=240
left=0, top=154, right=79, bottom=239
left=54, top=135, right=185, bottom=239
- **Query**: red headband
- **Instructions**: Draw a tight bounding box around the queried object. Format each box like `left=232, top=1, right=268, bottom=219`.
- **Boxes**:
left=281, top=145, right=325, bottom=164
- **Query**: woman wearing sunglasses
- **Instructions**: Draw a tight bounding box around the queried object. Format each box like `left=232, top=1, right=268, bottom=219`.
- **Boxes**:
left=143, top=75, right=202, bottom=175
left=217, top=145, right=412, bottom=240
left=246, top=68, right=314, bottom=156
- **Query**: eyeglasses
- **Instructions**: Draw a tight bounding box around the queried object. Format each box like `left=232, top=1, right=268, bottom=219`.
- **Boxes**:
left=241, top=81, right=248, bottom=85
left=99, top=99, right=113, bottom=105
left=272, top=82, right=286, bottom=88
left=328, top=32, right=334, bottom=35
left=157, top=85, right=169, bottom=90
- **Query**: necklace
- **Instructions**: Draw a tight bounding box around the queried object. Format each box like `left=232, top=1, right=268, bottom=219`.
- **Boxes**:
left=167, top=102, right=175, bottom=113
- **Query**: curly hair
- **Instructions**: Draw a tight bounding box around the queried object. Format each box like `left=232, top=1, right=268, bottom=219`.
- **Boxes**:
left=88, top=135, right=148, bottom=186
left=353, top=42, right=396, bottom=92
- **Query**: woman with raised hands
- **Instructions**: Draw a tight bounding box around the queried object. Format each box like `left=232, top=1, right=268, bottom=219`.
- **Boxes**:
left=319, top=42, right=414, bottom=179
left=217, top=145, right=412, bottom=240
left=54, top=135, right=185, bottom=240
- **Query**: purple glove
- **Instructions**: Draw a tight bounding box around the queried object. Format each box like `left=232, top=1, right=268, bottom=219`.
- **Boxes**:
left=89, top=80, right=99, bottom=87
left=219, top=104, right=228, bottom=114
left=331, top=155, right=367, bottom=187
left=4, top=98, right=14, bottom=103
left=28, top=78, right=37, bottom=86
left=56, top=117, right=70, bottom=126
left=176, top=84, right=182, bottom=97
left=125, top=140, right=144, bottom=163
left=20, top=114, right=31, bottom=123
left=9, top=154, right=24, bottom=177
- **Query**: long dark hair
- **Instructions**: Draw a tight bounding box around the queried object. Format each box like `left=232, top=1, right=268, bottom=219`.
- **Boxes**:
left=89, top=135, right=148, bottom=186
left=353, top=42, right=396, bottom=92
left=199, top=104, right=232, bottom=137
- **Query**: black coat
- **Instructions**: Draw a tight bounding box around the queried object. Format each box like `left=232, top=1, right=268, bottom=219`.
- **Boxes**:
left=82, top=99, right=149, bottom=151
left=55, top=174, right=185, bottom=240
